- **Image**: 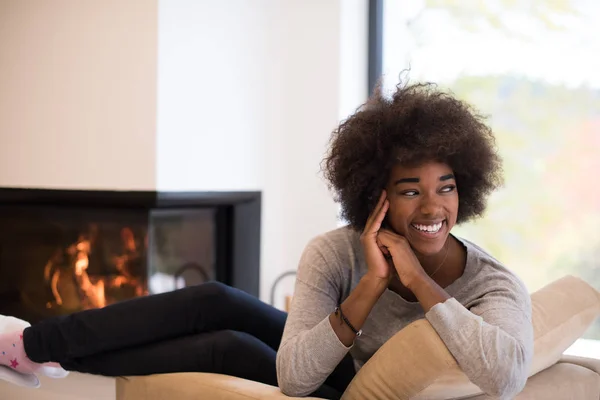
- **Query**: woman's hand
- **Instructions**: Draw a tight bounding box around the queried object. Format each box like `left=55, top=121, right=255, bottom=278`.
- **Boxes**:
left=377, top=229, right=427, bottom=290
left=360, top=191, right=393, bottom=286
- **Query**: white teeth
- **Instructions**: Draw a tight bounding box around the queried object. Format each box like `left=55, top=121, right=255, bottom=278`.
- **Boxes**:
left=412, top=222, right=443, bottom=233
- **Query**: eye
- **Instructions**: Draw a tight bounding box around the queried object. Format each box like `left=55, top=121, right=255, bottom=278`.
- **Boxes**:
left=440, top=185, right=456, bottom=193
left=400, top=190, right=419, bottom=197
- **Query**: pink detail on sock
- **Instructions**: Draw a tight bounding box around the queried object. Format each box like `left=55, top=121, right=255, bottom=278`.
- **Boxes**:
left=0, top=330, right=42, bottom=374
left=20, top=334, right=23, bottom=340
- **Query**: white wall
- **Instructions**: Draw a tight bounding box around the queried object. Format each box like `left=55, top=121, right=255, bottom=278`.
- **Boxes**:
left=157, top=0, right=368, bottom=301
left=0, top=0, right=368, bottom=304
left=0, top=0, right=157, bottom=190
left=339, top=0, right=369, bottom=121
left=156, top=0, right=269, bottom=192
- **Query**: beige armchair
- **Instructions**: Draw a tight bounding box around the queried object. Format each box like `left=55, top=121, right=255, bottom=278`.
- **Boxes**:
left=115, top=355, right=600, bottom=400
left=116, top=275, right=600, bottom=400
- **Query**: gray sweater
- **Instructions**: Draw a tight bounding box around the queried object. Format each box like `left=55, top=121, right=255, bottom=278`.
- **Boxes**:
left=276, top=227, right=533, bottom=399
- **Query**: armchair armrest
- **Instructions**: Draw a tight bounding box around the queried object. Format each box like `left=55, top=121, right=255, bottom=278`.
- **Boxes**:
left=116, top=373, right=325, bottom=400
left=559, top=355, right=600, bottom=375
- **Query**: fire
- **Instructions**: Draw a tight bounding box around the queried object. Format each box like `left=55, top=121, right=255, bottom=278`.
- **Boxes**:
left=44, top=225, right=147, bottom=311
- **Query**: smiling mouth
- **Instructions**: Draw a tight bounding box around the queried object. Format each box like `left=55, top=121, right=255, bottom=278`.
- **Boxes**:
left=410, top=221, right=445, bottom=236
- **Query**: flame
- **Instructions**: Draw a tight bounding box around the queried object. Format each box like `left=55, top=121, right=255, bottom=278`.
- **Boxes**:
left=74, top=248, right=89, bottom=276
left=45, top=226, right=147, bottom=311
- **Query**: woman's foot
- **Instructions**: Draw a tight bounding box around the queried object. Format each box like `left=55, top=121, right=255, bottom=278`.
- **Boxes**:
left=0, top=329, right=41, bottom=375
left=0, top=315, right=69, bottom=388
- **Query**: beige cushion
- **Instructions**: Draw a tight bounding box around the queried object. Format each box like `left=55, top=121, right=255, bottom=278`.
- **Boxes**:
left=116, top=373, right=326, bottom=400
left=341, top=275, right=600, bottom=400
left=529, top=276, right=600, bottom=375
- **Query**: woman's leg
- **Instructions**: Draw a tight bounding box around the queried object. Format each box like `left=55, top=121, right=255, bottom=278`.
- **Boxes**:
left=60, top=330, right=351, bottom=400
left=22, top=282, right=286, bottom=365
left=60, top=330, right=279, bottom=380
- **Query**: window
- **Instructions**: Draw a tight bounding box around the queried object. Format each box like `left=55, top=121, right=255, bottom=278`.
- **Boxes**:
left=374, top=1, right=600, bottom=345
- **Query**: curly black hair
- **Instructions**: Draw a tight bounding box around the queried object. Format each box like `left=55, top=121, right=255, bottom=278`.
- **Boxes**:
left=322, top=81, right=503, bottom=231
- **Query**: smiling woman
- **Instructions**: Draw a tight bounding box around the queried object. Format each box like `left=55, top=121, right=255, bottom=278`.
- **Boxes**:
left=276, top=81, right=533, bottom=399
left=384, top=162, right=458, bottom=257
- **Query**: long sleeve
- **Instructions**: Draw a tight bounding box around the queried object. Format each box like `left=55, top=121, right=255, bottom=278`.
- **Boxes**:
left=276, top=236, right=351, bottom=397
left=425, top=277, right=533, bottom=399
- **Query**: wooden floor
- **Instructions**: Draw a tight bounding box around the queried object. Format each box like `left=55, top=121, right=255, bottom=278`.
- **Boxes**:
left=0, top=372, right=115, bottom=400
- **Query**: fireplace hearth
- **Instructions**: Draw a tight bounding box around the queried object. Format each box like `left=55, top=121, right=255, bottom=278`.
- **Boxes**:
left=0, top=188, right=261, bottom=323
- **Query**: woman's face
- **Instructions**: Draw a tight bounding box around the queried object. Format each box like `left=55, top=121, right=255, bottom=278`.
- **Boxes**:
left=384, top=161, right=458, bottom=256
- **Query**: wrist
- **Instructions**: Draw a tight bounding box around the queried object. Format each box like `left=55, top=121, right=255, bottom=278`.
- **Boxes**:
left=404, top=271, right=432, bottom=292
left=361, top=273, right=389, bottom=296
left=406, top=273, right=451, bottom=313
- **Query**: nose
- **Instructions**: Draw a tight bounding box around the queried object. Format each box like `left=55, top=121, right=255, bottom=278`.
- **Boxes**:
left=419, top=194, right=442, bottom=216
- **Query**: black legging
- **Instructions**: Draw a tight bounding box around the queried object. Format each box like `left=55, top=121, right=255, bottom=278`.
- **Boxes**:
left=22, top=282, right=355, bottom=399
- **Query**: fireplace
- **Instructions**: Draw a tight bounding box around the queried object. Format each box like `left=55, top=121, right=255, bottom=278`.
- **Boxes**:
left=0, top=188, right=261, bottom=323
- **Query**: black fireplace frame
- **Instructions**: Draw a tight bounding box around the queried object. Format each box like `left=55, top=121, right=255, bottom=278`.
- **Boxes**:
left=0, top=188, right=261, bottom=298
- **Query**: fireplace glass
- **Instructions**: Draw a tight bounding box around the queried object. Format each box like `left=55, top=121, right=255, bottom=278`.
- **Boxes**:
left=0, top=205, right=216, bottom=323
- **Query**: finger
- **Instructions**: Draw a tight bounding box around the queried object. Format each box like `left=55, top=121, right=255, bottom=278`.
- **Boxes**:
left=365, top=190, right=387, bottom=229
left=365, top=190, right=386, bottom=229
left=379, top=228, right=401, bottom=239
left=376, top=230, right=389, bottom=247
left=376, top=236, right=390, bottom=256
left=377, top=229, right=400, bottom=249
left=370, top=199, right=389, bottom=233
left=379, top=230, right=409, bottom=254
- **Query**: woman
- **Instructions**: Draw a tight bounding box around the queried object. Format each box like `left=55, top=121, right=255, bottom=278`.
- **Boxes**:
left=277, top=82, right=533, bottom=399
left=0, top=82, right=532, bottom=399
